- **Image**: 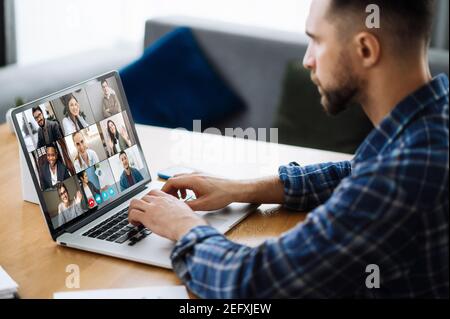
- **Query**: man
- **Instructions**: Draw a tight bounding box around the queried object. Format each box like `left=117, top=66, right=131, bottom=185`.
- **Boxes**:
left=39, top=144, right=71, bottom=190
left=129, top=0, right=449, bottom=298
left=72, top=132, right=100, bottom=173
left=32, top=106, right=63, bottom=148
left=101, top=79, right=122, bottom=118
left=119, top=151, right=143, bottom=191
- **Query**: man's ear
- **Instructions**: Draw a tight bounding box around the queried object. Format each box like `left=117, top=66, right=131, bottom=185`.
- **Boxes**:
left=353, top=32, right=381, bottom=68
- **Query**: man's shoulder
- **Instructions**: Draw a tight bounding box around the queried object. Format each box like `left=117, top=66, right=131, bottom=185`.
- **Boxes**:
left=48, top=119, right=60, bottom=127
left=398, top=103, right=448, bottom=152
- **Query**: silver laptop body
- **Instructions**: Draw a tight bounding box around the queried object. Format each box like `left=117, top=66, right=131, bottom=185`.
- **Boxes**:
left=12, top=71, right=257, bottom=269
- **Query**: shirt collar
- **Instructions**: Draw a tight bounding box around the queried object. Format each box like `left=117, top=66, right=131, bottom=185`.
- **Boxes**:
left=354, top=73, right=449, bottom=160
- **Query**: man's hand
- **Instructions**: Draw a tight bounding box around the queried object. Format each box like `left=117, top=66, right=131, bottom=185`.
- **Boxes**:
left=162, top=173, right=285, bottom=211
left=162, top=174, right=239, bottom=211
left=128, top=189, right=207, bottom=241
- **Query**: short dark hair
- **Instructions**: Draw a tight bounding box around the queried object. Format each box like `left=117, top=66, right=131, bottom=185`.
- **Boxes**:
left=119, top=150, right=127, bottom=158
left=45, top=144, right=58, bottom=153
left=32, top=106, right=43, bottom=115
left=101, top=79, right=108, bottom=86
left=328, top=0, right=435, bottom=49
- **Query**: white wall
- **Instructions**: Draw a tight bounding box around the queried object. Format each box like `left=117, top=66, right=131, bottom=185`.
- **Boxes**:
left=14, top=0, right=312, bottom=65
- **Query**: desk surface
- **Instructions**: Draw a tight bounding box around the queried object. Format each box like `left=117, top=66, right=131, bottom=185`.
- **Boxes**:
left=0, top=123, right=352, bottom=298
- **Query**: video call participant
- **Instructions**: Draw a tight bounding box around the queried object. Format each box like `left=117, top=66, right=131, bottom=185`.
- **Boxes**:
left=77, top=170, right=100, bottom=207
left=119, top=150, right=143, bottom=191
left=32, top=106, right=63, bottom=148
left=62, top=94, right=89, bottom=135
left=101, top=79, right=121, bottom=118
left=72, top=131, right=100, bottom=172
left=107, top=120, right=131, bottom=155
left=39, top=144, right=71, bottom=190
left=55, top=182, right=84, bottom=226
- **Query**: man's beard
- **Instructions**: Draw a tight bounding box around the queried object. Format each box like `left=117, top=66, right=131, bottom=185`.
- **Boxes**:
left=315, top=55, right=362, bottom=116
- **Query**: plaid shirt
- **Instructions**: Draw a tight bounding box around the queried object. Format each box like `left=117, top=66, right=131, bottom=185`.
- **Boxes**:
left=171, top=74, right=449, bottom=298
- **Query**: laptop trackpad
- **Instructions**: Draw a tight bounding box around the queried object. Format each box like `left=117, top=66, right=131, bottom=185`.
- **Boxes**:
left=195, top=203, right=256, bottom=232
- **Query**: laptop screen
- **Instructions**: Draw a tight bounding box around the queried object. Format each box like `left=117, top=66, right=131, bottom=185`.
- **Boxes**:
left=13, top=72, right=151, bottom=232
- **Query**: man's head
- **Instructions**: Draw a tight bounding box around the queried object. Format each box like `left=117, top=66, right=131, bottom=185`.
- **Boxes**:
left=119, top=151, right=129, bottom=169
left=303, top=0, right=435, bottom=115
left=72, top=132, right=87, bottom=154
left=101, top=80, right=109, bottom=96
left=32, top=106, right=45, bottom=127
left=46, top=145, right=58, bottom=167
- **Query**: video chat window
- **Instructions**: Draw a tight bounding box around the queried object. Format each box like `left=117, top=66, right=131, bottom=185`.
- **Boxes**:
left=98, top=111, right=136, bottom=157
left=85, top=77, right=124, bottom=121
left=64, top=124, right=108, bottom=174
left=16, top=75, right=147, bottom=230
left=16, top=101, right=64, bottom=153
left=52, top=89, right=96, bottom=137
left=31, top=142, right=75, bottom=191
left=77, top=160, right=119, bottom=209
left=42, top=175, right=88, bottom=229
left=109, top=145, right=150, bottom=192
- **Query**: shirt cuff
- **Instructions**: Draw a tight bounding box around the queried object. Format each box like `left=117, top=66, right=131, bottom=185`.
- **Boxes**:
left=278, top=162, right=307, bottom=210
left=170, top=225, right=223, bottom=277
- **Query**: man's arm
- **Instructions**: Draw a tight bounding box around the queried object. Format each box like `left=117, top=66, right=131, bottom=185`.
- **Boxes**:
left=102, top=99, right=110, bottom=118
left=170, top=161, right=414, bottom=298
left=162, top=161, right=351, bottom=212
left=37, top=130, right=44, bottom=148
left=52, top=121, right=63, bottom=140
left=279, top=161, right=352, bottom=211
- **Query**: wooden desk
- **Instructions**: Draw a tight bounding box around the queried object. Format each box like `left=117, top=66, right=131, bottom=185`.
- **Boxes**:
left=0, top=123, right=352, bottom=298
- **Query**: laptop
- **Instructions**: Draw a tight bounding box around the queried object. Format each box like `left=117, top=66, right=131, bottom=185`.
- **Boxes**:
left=11, top=70, right=257, bottom=269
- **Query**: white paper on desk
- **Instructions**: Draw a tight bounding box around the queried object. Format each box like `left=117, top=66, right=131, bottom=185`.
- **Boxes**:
left=0, top=266, right=18, bottom=295
left=53, top=285, right=189, bottom=299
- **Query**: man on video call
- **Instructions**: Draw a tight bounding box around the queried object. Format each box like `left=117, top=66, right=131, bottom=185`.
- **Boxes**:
left=129, top=0, right=449, bottom=298
left=32, top=106, right=63, bottom=148
left=119, top=151, right=143, bottom=191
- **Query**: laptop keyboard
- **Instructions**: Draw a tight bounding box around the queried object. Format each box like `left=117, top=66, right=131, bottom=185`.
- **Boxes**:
left=82, top=207, right=152, bottom=245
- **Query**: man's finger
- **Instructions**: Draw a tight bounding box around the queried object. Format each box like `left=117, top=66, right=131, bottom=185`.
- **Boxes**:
left=148, top=188, right=172, bottom=198
left=141, top=195, right=157, bottom=203
left=161, top=176, right=194, bottom=195
left=128, top=208, right=144, bottom=226
left=129, top=198, right=149, bottom=212
left=187, top=197, right=209, bottom=211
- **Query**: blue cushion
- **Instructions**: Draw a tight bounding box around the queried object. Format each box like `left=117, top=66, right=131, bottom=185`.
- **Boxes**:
left=119, top=27, right=245, bottom=130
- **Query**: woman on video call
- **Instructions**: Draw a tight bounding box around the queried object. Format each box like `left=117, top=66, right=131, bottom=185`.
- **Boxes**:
left=78, top=170, right=100, bottom=205
left=56, top=182, right=84, bottom=226
left=62, top=94, right=89, bottom=135
left=107, top=120, right=131, bottom=155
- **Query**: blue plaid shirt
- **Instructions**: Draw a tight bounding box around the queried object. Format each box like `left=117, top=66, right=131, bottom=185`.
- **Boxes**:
left=171, top=74, right=449, bottom=298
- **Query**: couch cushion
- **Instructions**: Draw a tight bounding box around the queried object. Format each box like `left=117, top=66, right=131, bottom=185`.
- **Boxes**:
left=274, top=61, right=374, bottom=154
left=120, top=27, right=245, bottom=130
